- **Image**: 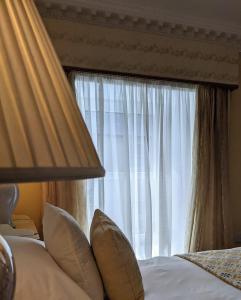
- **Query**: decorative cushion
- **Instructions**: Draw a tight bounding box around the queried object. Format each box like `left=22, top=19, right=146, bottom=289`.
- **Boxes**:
left=90, top=209, right=144, bottom=300
left=0, top=184, right=19, bottom=226
left=43, top=203, right=104, bottom=300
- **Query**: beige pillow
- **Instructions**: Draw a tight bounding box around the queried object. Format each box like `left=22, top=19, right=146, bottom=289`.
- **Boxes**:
left=43, top=203, right=104, bottom=300
left=90, top=209, right=144, bottom=300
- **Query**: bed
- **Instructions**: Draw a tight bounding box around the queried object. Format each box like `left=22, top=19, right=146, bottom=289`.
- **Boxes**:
left=2, top=204, right=241, bottom=300
left=4, top=236, right=241, bottom=300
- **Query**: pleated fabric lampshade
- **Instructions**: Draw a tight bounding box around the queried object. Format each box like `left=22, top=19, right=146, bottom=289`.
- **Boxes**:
left=0, top=0, right=105, bottom=183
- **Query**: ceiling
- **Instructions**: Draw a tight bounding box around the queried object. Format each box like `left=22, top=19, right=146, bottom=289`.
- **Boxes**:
left=48, top=0, right=241, bottom=34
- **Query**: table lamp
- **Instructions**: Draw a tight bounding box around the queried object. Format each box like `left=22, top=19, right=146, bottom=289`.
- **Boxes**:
left=0, top=1, right=105, bottom=299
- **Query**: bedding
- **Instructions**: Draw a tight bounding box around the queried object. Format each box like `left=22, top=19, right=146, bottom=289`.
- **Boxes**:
left=6, top=236, right=91, bottom=300
left=5, top=235, right=241, bottom=300
left=178, top=247, right=241, bottom=291
left=139, top=256, right=241, bottom=300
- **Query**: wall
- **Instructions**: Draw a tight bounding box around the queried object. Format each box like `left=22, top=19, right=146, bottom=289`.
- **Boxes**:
left=14, top=183, right=43, bottom=233
left=230, top=55, right=241, bottom=240
left=37, top=2, right=240, bottom=86
left=38, top=4, right=241, bottom=241
left=12, top=5, right=241, bottom=238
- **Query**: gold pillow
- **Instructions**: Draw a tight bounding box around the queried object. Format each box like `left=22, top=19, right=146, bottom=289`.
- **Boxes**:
left=90, top=209, right=144, bottom=300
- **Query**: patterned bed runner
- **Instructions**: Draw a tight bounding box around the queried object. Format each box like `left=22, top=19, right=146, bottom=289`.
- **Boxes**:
left=177, top=247, right=241, bottom=290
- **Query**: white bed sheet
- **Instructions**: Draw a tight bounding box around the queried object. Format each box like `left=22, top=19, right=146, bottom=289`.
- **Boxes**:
left=139, top=256, right=241, bottom=300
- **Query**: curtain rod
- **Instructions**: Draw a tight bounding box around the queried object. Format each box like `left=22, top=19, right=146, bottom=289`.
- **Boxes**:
left=63, top=66, right=238, bottom=91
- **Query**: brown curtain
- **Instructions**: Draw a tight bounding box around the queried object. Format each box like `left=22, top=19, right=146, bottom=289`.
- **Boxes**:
left=41, top=72, right=90, bottom=234
left=187, top=85, right=231, bottom=252
left=42, top=181, right=87, bottom=233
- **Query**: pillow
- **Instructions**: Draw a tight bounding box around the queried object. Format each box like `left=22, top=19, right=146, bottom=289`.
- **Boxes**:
left=90, top=209, right=144, bottom=300
left=6, top=236, right=91, bottom=300
left=43, top=203, right=104, bottom=300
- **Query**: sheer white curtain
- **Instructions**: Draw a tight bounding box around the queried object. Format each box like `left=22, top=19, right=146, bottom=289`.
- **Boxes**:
left=73, top=73, right=196, bottom=259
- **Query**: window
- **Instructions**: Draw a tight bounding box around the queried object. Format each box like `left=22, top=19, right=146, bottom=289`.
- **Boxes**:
left=73, top=72, right=196, bottom=259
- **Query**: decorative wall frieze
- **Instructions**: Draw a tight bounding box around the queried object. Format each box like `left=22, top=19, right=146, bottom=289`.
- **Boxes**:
left=58, top=54, right=238, bottom=84
left=50, top=31, right=239, bottom=65
left=36, top=0, right=241, bottom=49
left=36, top=1, right=240, bottom=85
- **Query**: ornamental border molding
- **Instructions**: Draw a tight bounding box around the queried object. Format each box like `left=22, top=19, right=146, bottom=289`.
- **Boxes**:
left=36, top=1, right=241, bottom=49
left=50, top=31, right=239, bottom=65
left=58, top=54, right=239, bottom=84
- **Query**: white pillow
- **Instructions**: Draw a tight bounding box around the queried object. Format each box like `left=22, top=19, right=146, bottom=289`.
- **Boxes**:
left=6, top=236, right=91, bottom=300
left=43, top=203, right=104, bottom=300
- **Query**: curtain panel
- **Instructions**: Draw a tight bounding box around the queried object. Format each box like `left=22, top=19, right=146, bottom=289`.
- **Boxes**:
left=42, top=181, right=87, bottom=233
left=187, top=85, right=231, bottom=252
left=72, top=72, right=196, bottom=259
left=42, top=72, right=231, bottom=257
left=42, top=73, right=88, bottom=234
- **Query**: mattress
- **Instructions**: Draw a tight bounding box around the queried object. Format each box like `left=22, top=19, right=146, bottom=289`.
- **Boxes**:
left=139, top=256, right=241, bottom=300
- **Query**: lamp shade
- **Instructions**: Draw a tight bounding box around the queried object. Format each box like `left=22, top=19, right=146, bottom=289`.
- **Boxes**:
left=0, top=0, right=105, bottom=183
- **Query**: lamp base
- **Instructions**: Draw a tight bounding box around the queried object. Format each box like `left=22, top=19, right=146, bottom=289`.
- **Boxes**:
left=0, top=235, right=15, bottom=300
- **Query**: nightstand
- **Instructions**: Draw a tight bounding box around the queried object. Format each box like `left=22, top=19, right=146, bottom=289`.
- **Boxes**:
left=10, top=215, right=40, bottom=240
